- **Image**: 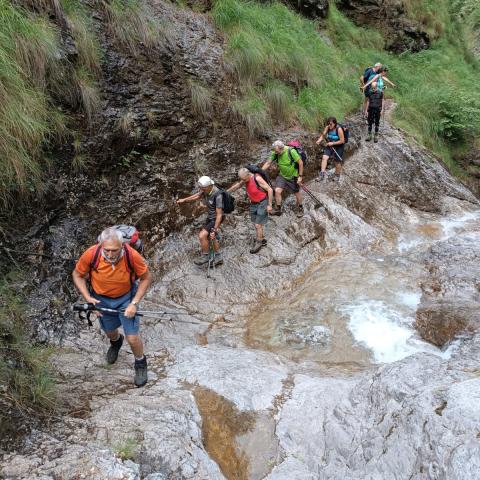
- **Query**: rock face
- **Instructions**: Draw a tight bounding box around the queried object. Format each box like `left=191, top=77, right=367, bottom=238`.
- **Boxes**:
left=337, top=0, right=430, bottom=52
left=416, top=223, right=480, bottom=346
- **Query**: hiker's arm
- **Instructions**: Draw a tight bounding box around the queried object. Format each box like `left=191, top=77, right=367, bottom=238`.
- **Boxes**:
left=261, top=159, right=273, bottom=170
left=124, top=270, right=152, bottom=318
left=384, top=76, right=396, bottom=87
left=176, top=191, right=202, bottom=204
left=359, top=74, right=365, bottom=86
left=210, top=207, right=223, bottom=239
left=297, top=158, right=304, bottom=184
left=363, top=74, right=379, bottom=90
left=316, top=127, right=328, bottom=144
left=256, top=176, right=274, bottom=212
left=227, top=181, right=244, bottom=193
left=72, top=269, right=99, bottom=305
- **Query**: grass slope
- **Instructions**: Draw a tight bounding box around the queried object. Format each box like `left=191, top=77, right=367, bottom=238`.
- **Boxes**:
left=213, top=0, right=480, bottom=174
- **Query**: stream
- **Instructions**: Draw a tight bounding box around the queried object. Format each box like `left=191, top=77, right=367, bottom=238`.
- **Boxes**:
left=246, top=210, right=480, bottom=369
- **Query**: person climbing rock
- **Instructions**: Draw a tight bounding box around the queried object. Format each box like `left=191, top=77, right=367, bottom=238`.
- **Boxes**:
left=72, top=227, right=152, bottom=387
left=227, top=167, right=273, bottom=254
left=176, top=175, right=225, bottom=266
left=363, top=66, right=396, bottom=94
left=261, top=140, right=304, bottom=218
left=365, top=81, right=384, bottom=143
left=315, top=117, right=346, bottom=182
left=360, top=62, right=382, bottom=111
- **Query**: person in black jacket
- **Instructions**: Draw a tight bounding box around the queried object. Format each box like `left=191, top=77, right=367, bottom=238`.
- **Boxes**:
left=364, top=81, right=384, bottom=143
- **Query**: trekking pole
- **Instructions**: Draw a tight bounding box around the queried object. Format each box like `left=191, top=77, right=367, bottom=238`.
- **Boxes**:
left=300, top=185, right=326, bottom=210
left=72, top=303, right=203, bottom=326
left=206, top=239, right=215, bottom=279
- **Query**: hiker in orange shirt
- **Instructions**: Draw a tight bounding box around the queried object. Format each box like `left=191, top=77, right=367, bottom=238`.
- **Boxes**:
left=73, top=227, right=152, bottom=387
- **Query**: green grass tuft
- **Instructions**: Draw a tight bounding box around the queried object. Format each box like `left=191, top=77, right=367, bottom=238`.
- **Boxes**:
left=232, top=94, right=269, bottom=137
left=104, top=0, right=166, bottom=56
left=0, top=271, right=57, bottom=443
left=189, top=80, right=213, bottom=118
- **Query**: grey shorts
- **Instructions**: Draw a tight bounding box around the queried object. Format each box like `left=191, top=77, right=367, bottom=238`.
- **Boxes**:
left=275, top=175, right=299, bottom=193
left=250, top=198, right=268, bottom=225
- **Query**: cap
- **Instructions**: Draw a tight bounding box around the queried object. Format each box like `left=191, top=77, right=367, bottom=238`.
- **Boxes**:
left=198, top=176, right=214, bottom=187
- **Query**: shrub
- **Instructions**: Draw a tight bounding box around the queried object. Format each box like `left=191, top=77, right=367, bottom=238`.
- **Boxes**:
left=104, top=0, right=166, bottom=56
left=0, top=271, right=57, bottom=444
left=189, top=80, right=213, bottom=118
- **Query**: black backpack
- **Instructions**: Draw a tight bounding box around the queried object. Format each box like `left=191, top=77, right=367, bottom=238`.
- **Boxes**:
left=215, top=189, right=235, bottom=214
left=246, top=164, right=273, bottom=192
left=337, top=124, right=350, bottom=144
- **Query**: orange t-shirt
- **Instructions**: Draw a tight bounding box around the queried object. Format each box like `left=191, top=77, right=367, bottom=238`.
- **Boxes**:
left=75, top=245, right=148, bottom=298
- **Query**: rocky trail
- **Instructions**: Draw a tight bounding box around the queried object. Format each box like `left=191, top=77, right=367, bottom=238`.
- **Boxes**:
left=2, top=110, right=480, bottom=479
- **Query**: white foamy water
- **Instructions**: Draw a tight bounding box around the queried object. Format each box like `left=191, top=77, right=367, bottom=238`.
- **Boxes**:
left=342, top=298, right=455, bottom=363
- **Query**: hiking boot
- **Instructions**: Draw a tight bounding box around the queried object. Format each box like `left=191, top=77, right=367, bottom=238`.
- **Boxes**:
left=134, top=356, right=148, bottom=387
left=106, top=334, right=123, bottom=364
left=213, top=252, right=223, bottom=266
left=194, top=253, right=209, bottom=266
left=261, top=239, right=267, bottom=246
left=366, top=133, right=372, bottom=142
left=249, top=240, right=264, bottom=254
left=273, top=205, right=282, bottom=216
left=316, top=172, right=326, bottom=182
left=332, top=174, right=341, bottom=183
left=296, top=204, right=304, bottom=218
left=374, top=134, right=379, bottom=143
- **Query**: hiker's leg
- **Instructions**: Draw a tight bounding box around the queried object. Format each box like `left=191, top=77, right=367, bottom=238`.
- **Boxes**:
left=274, top=187, right=283, bottom=206
left=321, top=154, right=329, bottom=172
left=374, top=109, right=381, bottom=133
left=254, top=223, right=264, bottom=241
left=294, top=191, right=303, bottom=206
left=199, top=228, right=209, bottom=252
left=105, top=328, right=120, bottom=341
left=367, top=108, right=374, bottom=133
left=126, top=334, right=144, bottom=358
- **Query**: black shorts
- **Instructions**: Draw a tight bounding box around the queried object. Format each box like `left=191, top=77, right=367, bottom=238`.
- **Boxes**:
left=324, top=145, right=345, bottom=162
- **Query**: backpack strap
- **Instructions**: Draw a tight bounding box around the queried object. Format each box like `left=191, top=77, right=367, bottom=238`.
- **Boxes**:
left=123, top=244, right=136, bottom=285
left=90, top=244, right=102, bottom=273
left=253, top=173, right=267, bottom=193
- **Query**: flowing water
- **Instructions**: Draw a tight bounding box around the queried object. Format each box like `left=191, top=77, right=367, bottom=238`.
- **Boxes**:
left=246, top=210, right=480, bottom=368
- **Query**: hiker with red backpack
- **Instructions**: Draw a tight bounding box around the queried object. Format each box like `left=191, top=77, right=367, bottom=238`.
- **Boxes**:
left=176, top=175, right=230, bottom=266
left=227, top=166, right=274, bottom=254
left=72, top=227, right=152, bottom=387
left=315, top=117, right=348, bottom=182
left=261, top=140, right=305, bottom=218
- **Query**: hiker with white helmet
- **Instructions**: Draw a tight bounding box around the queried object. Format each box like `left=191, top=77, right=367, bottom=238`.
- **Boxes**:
left=261, top=140, right=304, bottom=218
left=227, top=166, right=274, bottom=254
left=176, top=176, right=225, bottom=266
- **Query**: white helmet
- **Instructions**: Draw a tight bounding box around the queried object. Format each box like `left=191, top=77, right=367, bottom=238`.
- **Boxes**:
left=198, top=176, right=214, bottom=187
